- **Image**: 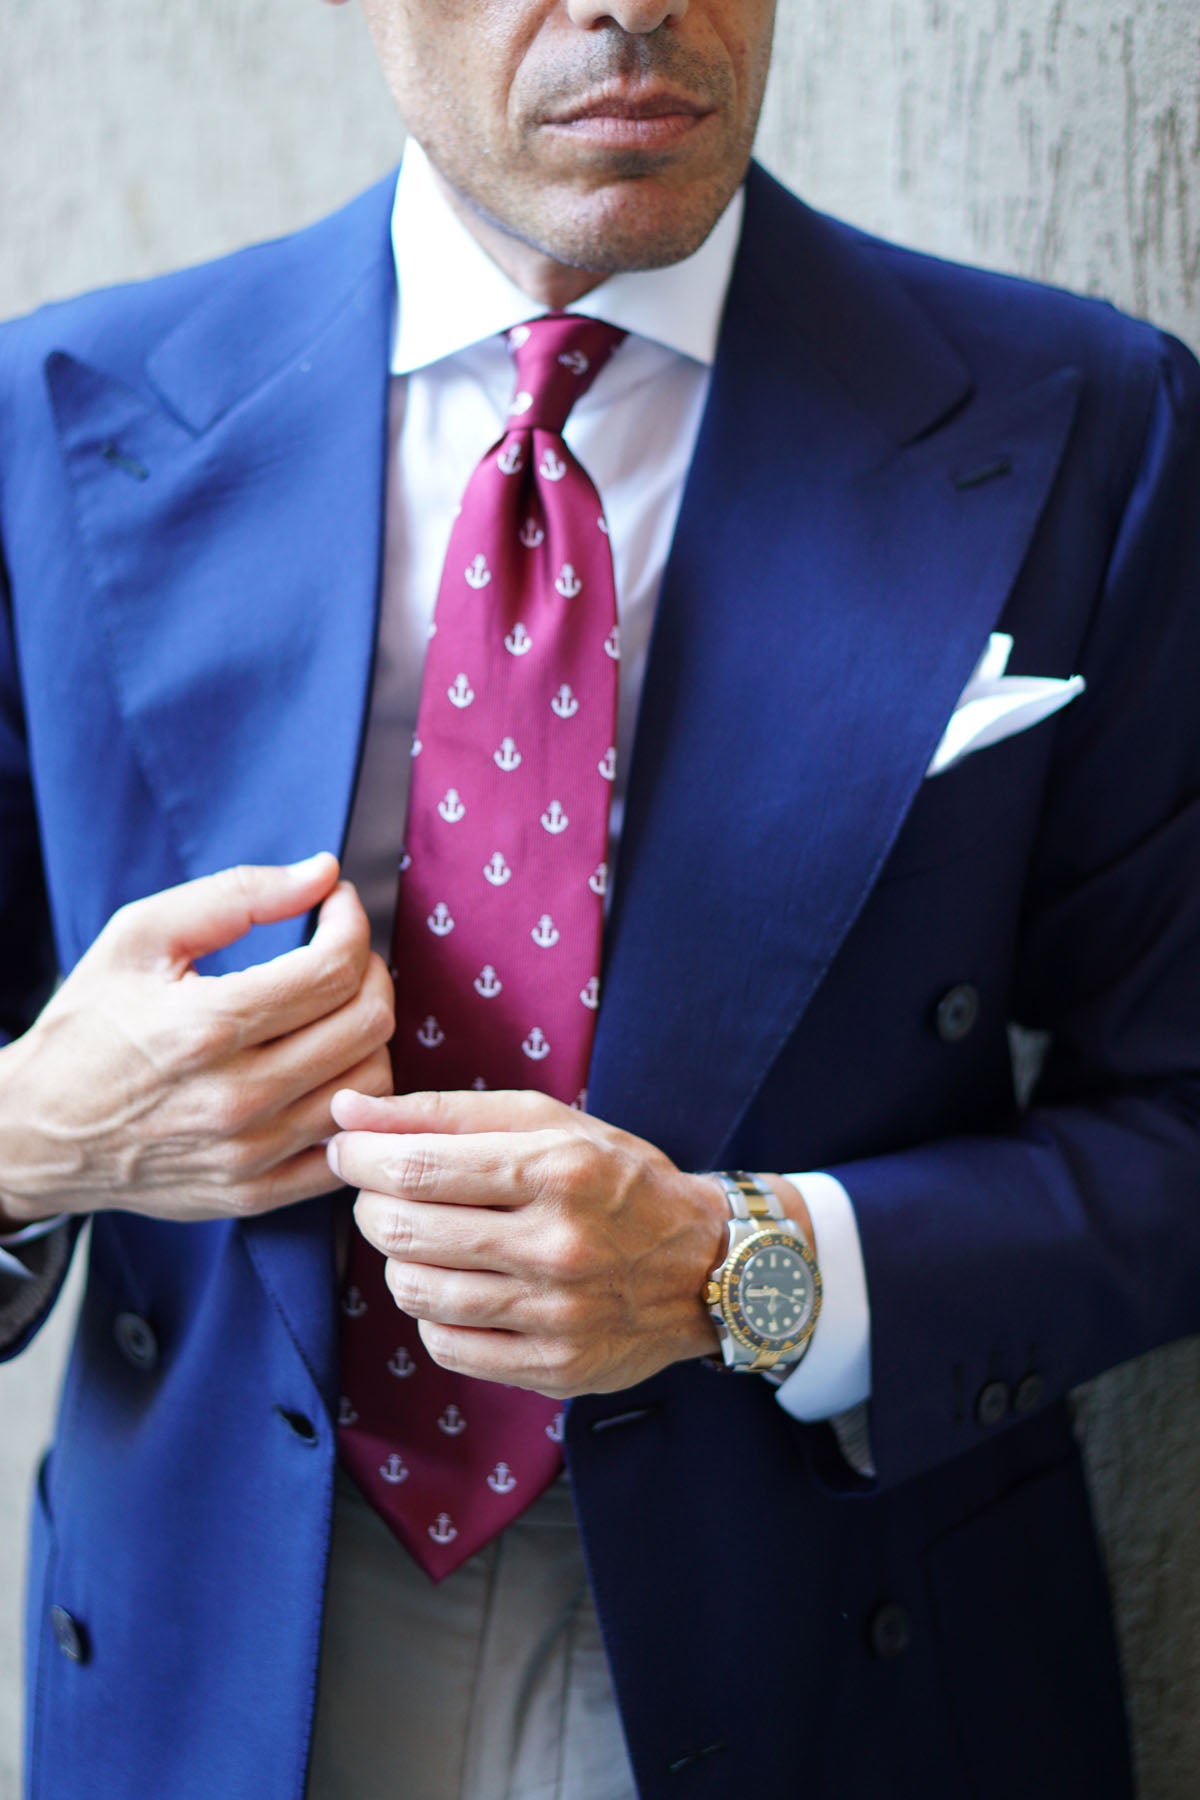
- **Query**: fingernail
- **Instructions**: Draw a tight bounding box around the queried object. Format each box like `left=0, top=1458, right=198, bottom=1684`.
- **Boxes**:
left=325, top=1137, right=340, bottom=1178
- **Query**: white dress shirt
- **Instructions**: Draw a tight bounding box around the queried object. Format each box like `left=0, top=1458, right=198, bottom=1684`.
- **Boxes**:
left=1, top=142, right=872, bottom=1448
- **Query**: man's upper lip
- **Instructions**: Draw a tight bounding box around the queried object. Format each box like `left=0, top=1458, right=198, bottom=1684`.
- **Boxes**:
left=546, top=87, right=712, bottom=124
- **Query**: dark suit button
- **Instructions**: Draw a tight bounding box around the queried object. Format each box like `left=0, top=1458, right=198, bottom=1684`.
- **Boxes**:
left=935, top=984, right=980, bottom=1042
left=50, top=1606, right=89, bottom=1664
left=1014, top=1372, right=1046, bottom=1415
left=114, top=1312, right=158, bottom=1370
left=868, top=1603, right=911, bottom=1661
left=274, top=1405, right=318, bottom=1445
left=975, top=1379, right=1011, bottom=1427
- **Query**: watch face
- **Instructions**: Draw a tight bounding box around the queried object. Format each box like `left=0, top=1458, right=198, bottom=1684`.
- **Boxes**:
left=730, top=1236, right=817, bottom=1349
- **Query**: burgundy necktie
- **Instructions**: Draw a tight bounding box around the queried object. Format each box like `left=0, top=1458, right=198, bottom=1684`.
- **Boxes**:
left=338, top=315, right=627, bottom=1580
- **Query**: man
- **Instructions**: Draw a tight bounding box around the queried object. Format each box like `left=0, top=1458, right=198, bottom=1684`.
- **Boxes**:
left=1, top=0, right=1198, bottom=1794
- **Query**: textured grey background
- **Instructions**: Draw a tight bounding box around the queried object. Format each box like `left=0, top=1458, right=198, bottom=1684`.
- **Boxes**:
left=1, top=2, right=1198, bottom=1796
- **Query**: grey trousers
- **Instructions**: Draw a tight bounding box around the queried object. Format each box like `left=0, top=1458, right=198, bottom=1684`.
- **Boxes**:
left=306, top=1471, right=639, bottom=1800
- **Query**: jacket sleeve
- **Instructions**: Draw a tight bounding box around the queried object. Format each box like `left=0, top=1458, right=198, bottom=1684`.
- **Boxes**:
left=0, top=441, right=75, bottom=1359
left=823, top=329, right=1200, bottom=1491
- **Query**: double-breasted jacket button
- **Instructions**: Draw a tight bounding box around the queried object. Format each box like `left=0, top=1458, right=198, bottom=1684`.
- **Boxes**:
left=114, top=1312, right=159, bottom=1371
left=974, top=1379, right=1011, bottom=1427
left=49, top=1606, right=89, bottom=1664
left=868, top=1602, right=912, bottom=1661
left=935, top=984, right=981, bottom=1043
left=1014, top=1372, right=1047, bottom=1415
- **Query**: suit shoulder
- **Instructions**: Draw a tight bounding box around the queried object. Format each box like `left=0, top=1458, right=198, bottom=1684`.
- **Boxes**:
left=0, top=172, right=396, bottom=399
left=847, top=220, right=1197, bottom=427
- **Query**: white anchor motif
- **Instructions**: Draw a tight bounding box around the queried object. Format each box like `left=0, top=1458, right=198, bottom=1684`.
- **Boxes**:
left=545, top=1412, right=565, bottom=1443
left=508, top=324, right=531, bottom=349
left=551, top=684, right=580, bottom=720
left=603, top=626, right=621, bottom=661
left=338, top=1396, right=359, bottom=1427
left=379, top=1453, right=409, bottom=1485
left=588, top=862, right=608, bottom=896
left=541, top=800, right=569, bottom=834
left=505, top=623, right=533, bottom=657
left=342, top=1287, right=367, bottom=1319
left=540, top=448, right=567, bottom=482
left=465, top=554, right=492, bottom=590
left=474, top=965, right=502, bottom=999
left=438, top=1404, right=467, bottom=1437
left=484, top=851, right=513, bottom=886
left=494, top=736, right=522, bottom=773
left=487, top=1462, right=518, bottom=1495
left=522, top=1027, right=551, bottom=1062
left=411, top=734, right=423, bottom=757
left=447, top=672, right=475, bottom=709
left=427, top=902, right=455, bottom=937
left=558, top=349, right=590, bottom=375
left=429, top=1513, right=458, bottom=1546
left=518, top=518, right=545, bottom=549
left=598, top=746, right=617, bottom=782
left=510, top=390, right=534, bottom=416
left=580, top=976, right=601, bottom=1010
left=597, top=514, right=609, bottom=535
left=531, top=914, right=560, bottom=949
left=417, top=1016, right=445, bottom=1049
left=555, top=564, right=583, bottom=599
left=438, top=788, right=466, bottom=823
left=388, top=1347, right=416, bottom=1379
left=397, top=849, right=412, bottom=873
left=497, top=443, right=524, bottom=477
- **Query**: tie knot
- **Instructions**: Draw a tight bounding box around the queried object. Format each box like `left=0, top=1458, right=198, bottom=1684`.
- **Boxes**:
left=504, top=315, right=626, bottom=434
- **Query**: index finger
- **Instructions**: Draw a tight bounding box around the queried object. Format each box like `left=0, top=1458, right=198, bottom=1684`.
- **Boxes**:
left=330, top=1128, right=554, bottom=1210
left=197, top=879, right=375, bottom=1047
left=330, top=1088, right=574, bottom=1136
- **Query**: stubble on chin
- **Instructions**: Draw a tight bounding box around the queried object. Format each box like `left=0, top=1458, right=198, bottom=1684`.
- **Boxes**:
left=419, top=28, right=754, bottom=279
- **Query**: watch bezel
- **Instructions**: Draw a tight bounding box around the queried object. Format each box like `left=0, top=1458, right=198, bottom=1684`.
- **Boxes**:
left=718, top=1225, right=823, bottom=1359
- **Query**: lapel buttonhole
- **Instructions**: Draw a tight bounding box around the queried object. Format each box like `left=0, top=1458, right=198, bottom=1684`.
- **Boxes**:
left=100, top=442, right=150, bottom=483
left=952, top=456, right=1013, bottom=492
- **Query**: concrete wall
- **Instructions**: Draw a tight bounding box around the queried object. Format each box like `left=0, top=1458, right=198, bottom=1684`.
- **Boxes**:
left=1, top=2, right=1198, bottom=1796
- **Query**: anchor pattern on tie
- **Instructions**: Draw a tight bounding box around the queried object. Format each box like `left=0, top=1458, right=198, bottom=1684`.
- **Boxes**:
left=338, top=314, right=626, bottom=1582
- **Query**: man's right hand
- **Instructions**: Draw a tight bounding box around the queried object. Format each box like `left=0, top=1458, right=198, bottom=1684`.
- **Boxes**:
left=0, top=853, right=394, bottom=1227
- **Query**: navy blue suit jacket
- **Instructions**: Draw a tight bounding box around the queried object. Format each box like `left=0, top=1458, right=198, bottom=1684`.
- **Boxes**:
left=2, top=163, right=1199, bottom=1799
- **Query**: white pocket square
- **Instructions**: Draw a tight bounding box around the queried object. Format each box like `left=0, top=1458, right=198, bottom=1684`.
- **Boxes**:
left=927, top=633, right=1085, bottom=777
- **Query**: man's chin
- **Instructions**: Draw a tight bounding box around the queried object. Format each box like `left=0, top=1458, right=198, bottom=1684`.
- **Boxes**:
left=500, top=171, right=739, bottom=278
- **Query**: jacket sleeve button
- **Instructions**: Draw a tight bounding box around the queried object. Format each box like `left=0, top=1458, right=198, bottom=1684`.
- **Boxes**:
left=50, top=1606, right=89, bottom=1664
left=114, top=1312, right=159, bottom=1371
left=934, top=983, right=981, bottom=1043
left=974, top=1379, right=1011, bottom=1427
left=868, top=1602, right=911, bottom=1660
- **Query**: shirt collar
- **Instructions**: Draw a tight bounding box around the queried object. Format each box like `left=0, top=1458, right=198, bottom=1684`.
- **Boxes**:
left=390, top=137, right=743, bottom=376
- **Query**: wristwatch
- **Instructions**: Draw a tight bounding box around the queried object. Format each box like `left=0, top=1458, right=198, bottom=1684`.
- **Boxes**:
left=702, top=1171, right=822, bottom=1373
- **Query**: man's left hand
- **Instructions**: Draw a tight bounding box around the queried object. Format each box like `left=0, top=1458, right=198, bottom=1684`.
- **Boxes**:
left=328, top=1089, right=734, bottom=1397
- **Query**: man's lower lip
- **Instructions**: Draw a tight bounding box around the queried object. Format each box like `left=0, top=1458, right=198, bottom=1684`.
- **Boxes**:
left=543, top=113, right=711, bottom=149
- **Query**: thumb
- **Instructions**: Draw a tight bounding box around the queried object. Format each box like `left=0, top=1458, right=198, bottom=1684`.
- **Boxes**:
left=106, top=853, right=340, bottom=972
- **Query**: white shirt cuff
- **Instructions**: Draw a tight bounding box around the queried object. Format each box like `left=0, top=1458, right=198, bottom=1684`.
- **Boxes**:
left=773, top=1171, right=872, bottom=1421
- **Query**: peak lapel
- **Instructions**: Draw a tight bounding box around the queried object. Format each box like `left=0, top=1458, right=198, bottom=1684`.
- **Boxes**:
left=47, top=176, right=397, bottom=1397
left=589, top=169, right=1081, bottom=1166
